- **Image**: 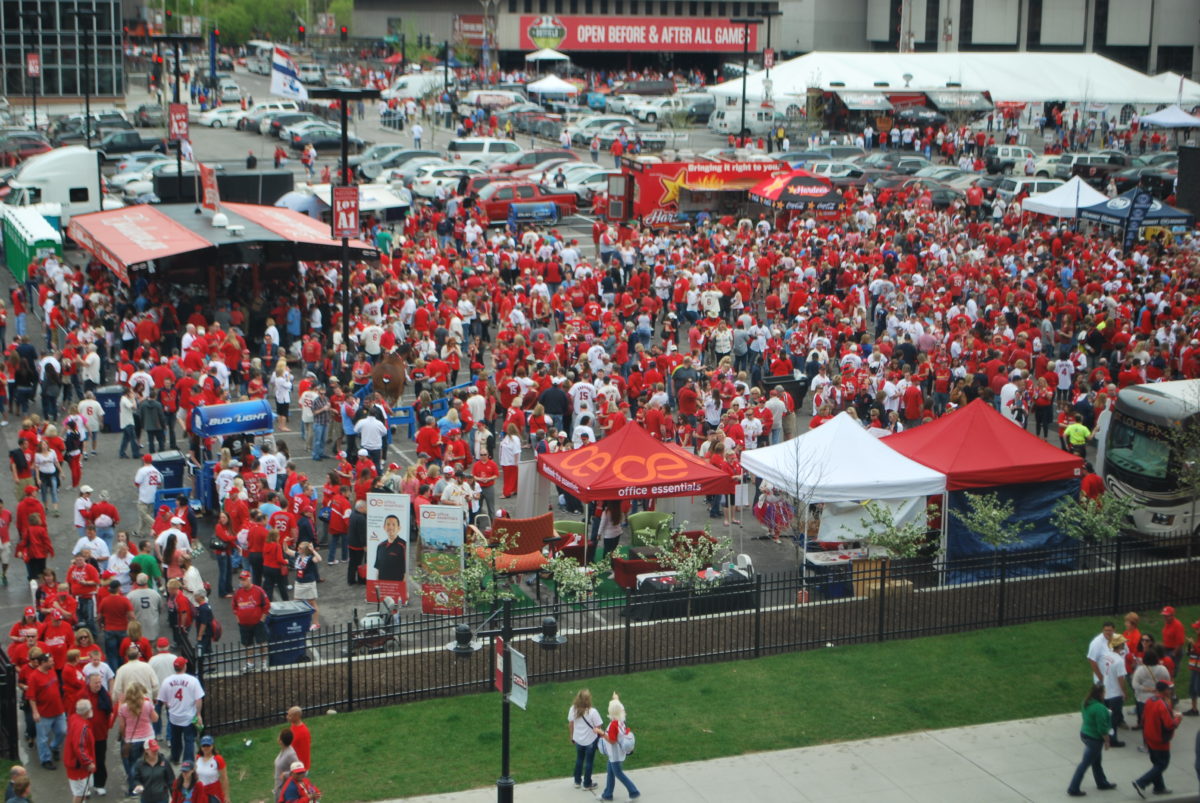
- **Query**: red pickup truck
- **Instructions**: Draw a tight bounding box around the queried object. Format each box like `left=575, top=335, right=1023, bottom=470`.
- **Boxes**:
left=476, top=180, right=579, bottom=223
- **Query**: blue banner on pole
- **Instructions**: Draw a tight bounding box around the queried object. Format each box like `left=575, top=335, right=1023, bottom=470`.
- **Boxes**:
left=1123, top=188, right=1154, bottom=253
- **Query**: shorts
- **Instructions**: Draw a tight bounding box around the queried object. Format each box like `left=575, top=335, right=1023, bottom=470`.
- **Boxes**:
left=277, top=401, right=290, bottom=417
left=69, top=776, right=93, bottom=796
left=294, top=581, right=318, bottom=601
left=239, top=621, right=269, bottom=647
left=0, top=541, right=11, bottom=565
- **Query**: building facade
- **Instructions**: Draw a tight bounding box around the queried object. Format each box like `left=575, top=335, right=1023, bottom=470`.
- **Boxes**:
left=2, top=0, right=126, bottom=100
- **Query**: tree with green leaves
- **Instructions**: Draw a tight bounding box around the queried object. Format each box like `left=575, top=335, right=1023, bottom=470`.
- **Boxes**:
left=951, top=492, right=1031, bottom=551
left=641, top=526, right=733, bottom=594
left=543, top=551, right=613, bottom=605
left=858, top=499, right=940, bottom=560
left=1051, top=491, right=1140, bottom=544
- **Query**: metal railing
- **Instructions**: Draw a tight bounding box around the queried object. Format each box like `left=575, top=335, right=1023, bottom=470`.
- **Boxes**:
left=197, top=532, right=1200, bottom=733
left=0, top=653, right=18, bottom=760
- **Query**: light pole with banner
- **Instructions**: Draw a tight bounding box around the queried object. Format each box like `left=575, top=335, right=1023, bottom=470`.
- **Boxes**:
left=67, top=9, right=101, bottom=206
left=729, top=17, right=763, bottom=142
left=151, top=34, right=203, bottom=202
left=19, top=11, right=43, bottom=132
left=308, top=86, right=382, bottom=348
left=760, top=9, right=782, bottom=151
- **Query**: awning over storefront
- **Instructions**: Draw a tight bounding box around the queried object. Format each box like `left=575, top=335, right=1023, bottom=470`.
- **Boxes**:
left=222, top=202, right=376, bottom=252
left=835, top=90, right=893, bottom=111
left=66, top=206, right=214, bottom=285
left=926, top=90, right=993, bottom=112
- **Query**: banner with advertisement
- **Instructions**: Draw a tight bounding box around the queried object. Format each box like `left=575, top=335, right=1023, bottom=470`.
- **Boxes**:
left=418, top=504, right=465, bottom=616
left=455, top=14, right=486, bottom=45
left=365, top=492, right=411, bottom=603
left=519, top=15, right=756, bottom=52
left=198, top=163, right=220, bottom=212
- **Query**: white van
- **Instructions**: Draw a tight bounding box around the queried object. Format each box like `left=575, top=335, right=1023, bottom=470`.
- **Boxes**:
left=297, top=63, right=324, bottom=85
left=382, top=73, right=445, bottom=101
left=217, top=80, right=241, bottom=103
left=446, top=138, right=523, bottom=165
left=4, top=146, right=124, bottom=224
left=707, top=108, right=787, bottom=137
left=995, top=176, right=1063, bottom=202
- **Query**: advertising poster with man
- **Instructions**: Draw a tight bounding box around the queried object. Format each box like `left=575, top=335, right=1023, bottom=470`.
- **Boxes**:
left=366, top=493, right=411, bottom=603
left=418, top=505, right=466, bottom=616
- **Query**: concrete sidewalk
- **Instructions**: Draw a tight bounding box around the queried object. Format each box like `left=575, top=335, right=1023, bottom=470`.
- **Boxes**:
left=382, top=712, right=1200, bottom=803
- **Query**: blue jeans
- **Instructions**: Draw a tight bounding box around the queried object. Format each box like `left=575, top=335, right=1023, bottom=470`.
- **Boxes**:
left=121, top=739, right=145, bottom=794
left=96, top=526, right=114, bottom=553
left=104, top=629, right=126, bottom=673
left=311, top=421, right=328, bottom=460
left=601, top=759, right=639, bottom=800
left=119, top=425, right=141, bottom=458
left=327, top=532, right=348, bottom=562
left=216, top=550, right=233, bottom=597
left=574, top=741, right=598, bottom=786
left=1067, top=734, right=1110, bottom=793
left=35, top=712, right=66, bottom=763
left=1135, top=747, right=1171, bottom=793
left=169, top=721, right=196, bottom=764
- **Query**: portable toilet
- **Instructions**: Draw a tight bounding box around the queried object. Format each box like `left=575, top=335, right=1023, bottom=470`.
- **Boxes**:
left=1, top=205, right=62, bottom=282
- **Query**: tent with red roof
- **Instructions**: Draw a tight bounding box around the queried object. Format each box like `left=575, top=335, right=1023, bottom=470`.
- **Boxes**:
left=884, top=399, right=1084, bottom=582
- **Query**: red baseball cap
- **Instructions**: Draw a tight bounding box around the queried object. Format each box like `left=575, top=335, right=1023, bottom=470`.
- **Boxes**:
left=173, top=656, right=187, bottom=669
left=143, top=455, right=154, bottom=463
left=1162, top=606, right=1176, bottom=616
left=155, top=637, right=170, bottom=648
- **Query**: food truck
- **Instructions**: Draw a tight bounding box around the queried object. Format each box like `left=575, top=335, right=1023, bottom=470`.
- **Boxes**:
left=603, top=157, right=787, bottom=228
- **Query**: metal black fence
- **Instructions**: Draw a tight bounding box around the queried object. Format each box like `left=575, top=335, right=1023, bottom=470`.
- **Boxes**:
left=0, top=652, right=18, bottom=761
left=199, top=533, right=1200, bottom=733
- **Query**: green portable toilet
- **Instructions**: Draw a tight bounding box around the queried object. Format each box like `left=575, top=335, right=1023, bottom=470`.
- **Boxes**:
left=1, top=205, right=62, bottom=282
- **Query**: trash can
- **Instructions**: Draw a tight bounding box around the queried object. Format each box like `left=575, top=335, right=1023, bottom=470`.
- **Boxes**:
left=763, top=373, right=810, bottom=410
left=193, top=460, right=217, bottom=512
left=94, top=385, right=125, bottom=433
left=266, top=601, right=314, bottom=666
left=151, top=450, right=186, bottom=489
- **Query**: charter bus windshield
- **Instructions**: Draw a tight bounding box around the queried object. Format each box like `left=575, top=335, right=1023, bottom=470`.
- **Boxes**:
left=1101, top=379, right=1200, bottom=535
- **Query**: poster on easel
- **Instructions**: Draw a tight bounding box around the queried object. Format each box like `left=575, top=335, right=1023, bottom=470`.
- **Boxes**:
left=418, top=505, right=466, bottom=616
left=365, top=492, right=411, bottom=603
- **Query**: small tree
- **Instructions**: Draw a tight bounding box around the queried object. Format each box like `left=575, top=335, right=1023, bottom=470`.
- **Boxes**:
left=1052, top=492, right=1140, bottom=544
left=543, top=551, right=613, bottom=605
left=952, top=492, right=1031, bottom=578
left=858, top=499, right=940, bottom=560
left=643, top=525, right=734, bottom=594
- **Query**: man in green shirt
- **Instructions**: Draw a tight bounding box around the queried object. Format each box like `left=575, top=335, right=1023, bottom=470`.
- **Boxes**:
left=1063, top=414, right=1092, bottom=457
left=130, top=539, right=162, bottom=590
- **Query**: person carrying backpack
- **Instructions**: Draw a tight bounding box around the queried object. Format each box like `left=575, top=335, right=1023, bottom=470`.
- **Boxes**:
left=595, top=692, right=639, bottom=801
left=279, top=761, right=321, bottom=802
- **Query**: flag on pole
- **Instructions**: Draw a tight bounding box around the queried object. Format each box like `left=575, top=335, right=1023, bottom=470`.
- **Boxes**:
left=270, top=47, right=308, bottom=100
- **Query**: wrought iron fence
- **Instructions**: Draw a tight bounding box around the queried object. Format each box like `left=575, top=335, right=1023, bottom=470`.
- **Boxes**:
left=198, top=532, right=1200, bottom=733
left=0, top=652, right=18, bottom=761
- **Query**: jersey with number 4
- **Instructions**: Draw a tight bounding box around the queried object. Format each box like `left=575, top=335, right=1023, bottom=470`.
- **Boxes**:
left=157, top=673, right=205, bottom=725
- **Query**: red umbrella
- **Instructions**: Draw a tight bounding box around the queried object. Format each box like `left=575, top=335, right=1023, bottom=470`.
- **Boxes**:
left=381, top=53, right=404, bottom=65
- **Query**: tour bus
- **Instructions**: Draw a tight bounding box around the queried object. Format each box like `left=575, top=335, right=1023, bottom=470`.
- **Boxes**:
left=246, top=40, right=277, bottom=75
left=1100, top=379, right=1200, bottom=536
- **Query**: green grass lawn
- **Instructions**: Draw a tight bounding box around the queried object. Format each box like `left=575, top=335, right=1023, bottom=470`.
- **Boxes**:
left=219, top=609, right=1183, bottom=803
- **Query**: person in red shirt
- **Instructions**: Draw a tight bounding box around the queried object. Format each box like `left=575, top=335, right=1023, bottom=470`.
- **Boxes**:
left=66, top=553, right=100, bottom=634
left=97, top=578, right=133, bottom=673
left=325, top=485, right=351, bottom=566
left=287, top=706, right=312, bottom=771
left=64, top=694, right=97, bottom=801
left=1160, top=605, right=1186, bottom=679
left=261, top=530, right=290, bottom=602
left=1134, top=680, right=1181, bottom=796
left=36, top=609, right=74, bottom=670
left=245, top=510, right=269, bottom=587
left=26, top=648, right=66, bottom=768
left=231, top=570, right=270, bottom=673
left=470, top=453, right=499, bottom=520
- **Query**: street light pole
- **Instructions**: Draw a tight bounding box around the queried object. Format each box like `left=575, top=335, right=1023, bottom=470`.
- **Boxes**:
left=729, top=18, right=762, bottom=143
left=20, top=12, right=42, bottom=132
left=760, top=9, right=782, bottom=152
left=309, top=86, right=381, bottom=349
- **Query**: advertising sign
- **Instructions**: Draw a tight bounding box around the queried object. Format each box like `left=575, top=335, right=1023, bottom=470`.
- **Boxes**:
left=1123, top=188, right=1154, bottom=253
left=417, top=504, right=465, bottom=616
left=455, top=14, right=486, bottom=45
left=365, top=492, right=411, bottom=603
left=510, top=646, right=528, bottom=710
left=763, top=48, right=774, bottom=69
left=331, top=186, right=360, bottom=239
left=198, top=163, right=220, bottom=212
left=190, top=400, right=274, bottom=437
left=519, top=15, right=756, bottom=52
left=615, top=160, right=785, bottom=228
left=168, top=103, right=189, bottom=141
left=25, top=54, right=40, bottom=78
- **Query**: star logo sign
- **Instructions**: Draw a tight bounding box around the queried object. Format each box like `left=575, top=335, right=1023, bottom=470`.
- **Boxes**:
left=659, top=169, right=687, bottom=206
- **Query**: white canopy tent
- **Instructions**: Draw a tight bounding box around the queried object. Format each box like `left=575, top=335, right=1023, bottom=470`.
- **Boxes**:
left=709, top=51, right=1197, bottom=109
left=524, top=48, right=569, bottom=63
left=1022, top=176, right=1109, bottom=218
left=1139, top=104, right=1200, bottom=128
left=526, top=75, right=579, bottom=95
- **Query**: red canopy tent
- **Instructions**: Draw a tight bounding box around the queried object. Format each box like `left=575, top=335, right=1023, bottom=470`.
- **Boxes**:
left=883, top=399, right=1084, bottom=582
left=537, top=424, right=735, bottom=502
left=883, top=398, right=1083, bottom=489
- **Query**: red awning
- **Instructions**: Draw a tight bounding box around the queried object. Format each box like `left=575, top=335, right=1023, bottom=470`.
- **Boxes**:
left=67, top=206, right=214, bottom=285
left=537, top=423, right=735, bottom=502
left=884, top=399, right=1083, bottom=490
left=222, top=202, right=375, bottom=252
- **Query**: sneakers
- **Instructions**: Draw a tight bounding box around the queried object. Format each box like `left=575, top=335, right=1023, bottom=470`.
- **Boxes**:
left=94, top=787, right=106, bottom=795
left=242, top=662, right=255, bottom=674
left=1132, top=781, right=1146, bottom=799
left=574, top=782, right=582, bottom=789
left=582, top=783, right=598, bottom=790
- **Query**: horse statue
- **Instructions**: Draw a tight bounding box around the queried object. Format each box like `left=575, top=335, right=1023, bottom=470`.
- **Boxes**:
left=369, top=344, right=412, bottom=407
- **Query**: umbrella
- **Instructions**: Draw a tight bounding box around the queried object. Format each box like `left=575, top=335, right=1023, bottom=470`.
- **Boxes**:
left=748, top=170, right=844, bottom=212
left=382, top=53, right=404, bottom=65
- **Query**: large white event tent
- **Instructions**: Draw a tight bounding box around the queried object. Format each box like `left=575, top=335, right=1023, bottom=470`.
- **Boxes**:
left=1022, top=176, right=1108, bottom=218
left=710, top=51, right=1195, bottom=110
left=741, top=412, right=946, bottom=545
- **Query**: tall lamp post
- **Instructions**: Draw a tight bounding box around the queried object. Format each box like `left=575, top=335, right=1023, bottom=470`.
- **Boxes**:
left=19, top=11, right=43, bottom=132
left=447, top=598, right=566, bottom=803
left=68, top=9, right=98, bottom=150
left=760, top=9, right=782, bottom=151
left=729, top=17, right=762, bottom=142
left=151, top=34, right=203, bottom=201
left=309, top=86, right=381, bottom=348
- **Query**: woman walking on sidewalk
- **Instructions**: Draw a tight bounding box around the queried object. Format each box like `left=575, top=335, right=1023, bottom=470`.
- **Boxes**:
left=1066, top=684, right=1117, bottom=797
left=597, top=693, right=640, bottom=801
left=568, top=689, right=603, bottom=791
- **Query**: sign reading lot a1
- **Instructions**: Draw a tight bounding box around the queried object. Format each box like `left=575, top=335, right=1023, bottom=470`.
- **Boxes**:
left=26, top=54, right=40, bottom=78
left=331, top=186, right=360, bottom=239
left=168, top=103, right=189, bottom=141
left=519, top=15, right=756, bottom=52
left=764, top=48, right=775, bottom=69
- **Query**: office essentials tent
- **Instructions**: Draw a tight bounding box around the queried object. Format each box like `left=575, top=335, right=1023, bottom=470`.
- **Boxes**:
left=537, top=423, right=734, bottom=502
left=1139, top=104, right=1200, bottom=128
left=741, top=412, right=945, bottom=503
left=884, top=400, right=1083, bottom=581
left=526, top=75, right=580, bottom=95
left=1022, top=176, right=1109, bottom=218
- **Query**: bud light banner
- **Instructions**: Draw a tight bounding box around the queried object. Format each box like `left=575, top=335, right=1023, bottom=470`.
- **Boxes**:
left=519, top=15, right=756, bottom=52
left=417, top=505, right=466, bottom=616
left=190, top=400, right=274, bottom=437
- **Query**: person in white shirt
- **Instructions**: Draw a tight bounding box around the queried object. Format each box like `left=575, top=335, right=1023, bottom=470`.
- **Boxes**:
left=155, top=520, right=190, bottom=556
left=78, top=393, right=103, bottom=454
left=72, top=527, right=111, bottom=569
left=354, top=410, right=388, bottom=471
left=157, top=658, right=205, bottom=763
left=133, top=456, right=162, bottom=533
left=73, top=485, right=94, bottom=540
left=269, top=367, right=294, bottom=432
left=259, top=451, right=281, bottom=492
left=215, top=461, right=240, bottom=503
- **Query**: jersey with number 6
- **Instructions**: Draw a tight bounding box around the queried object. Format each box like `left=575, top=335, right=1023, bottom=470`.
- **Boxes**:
left=157, top=672, right=205, bottom=726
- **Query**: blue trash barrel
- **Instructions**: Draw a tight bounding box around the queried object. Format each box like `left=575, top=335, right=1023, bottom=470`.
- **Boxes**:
left=266, top=601, right=314, bottom=666
left=150, top=450, right=186, bottom=490
left=94, top=385, right=125, bottom=433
